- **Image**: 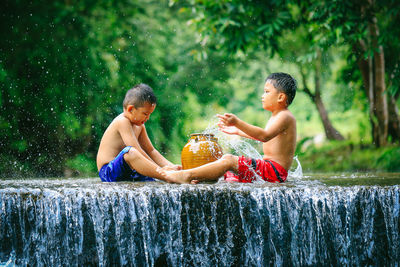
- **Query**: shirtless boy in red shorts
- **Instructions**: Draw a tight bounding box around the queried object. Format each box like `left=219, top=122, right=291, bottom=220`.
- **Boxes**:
left=158, top=72, right=297, bottom=184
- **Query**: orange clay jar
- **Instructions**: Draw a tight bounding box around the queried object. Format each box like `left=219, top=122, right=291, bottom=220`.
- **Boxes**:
left=181, top=133, right=223, bottom=170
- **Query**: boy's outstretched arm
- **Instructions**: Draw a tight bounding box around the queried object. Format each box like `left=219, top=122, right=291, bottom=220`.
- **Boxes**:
left=218, top=113, right=291, bottom=142
left=218, top=124, right=254, bottom=139
left=217, top=114, right=251, bottom=138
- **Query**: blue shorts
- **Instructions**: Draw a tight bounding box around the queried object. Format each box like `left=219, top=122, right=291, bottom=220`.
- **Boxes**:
left=99, top=146, right=156, bottom=182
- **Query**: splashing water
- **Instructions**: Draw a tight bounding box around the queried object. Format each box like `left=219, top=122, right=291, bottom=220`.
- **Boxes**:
left=202, top=117, right=262, bottom=159
left=288, top=156, right=303, bottom=180
left=202, top=116, right=303, bottom=182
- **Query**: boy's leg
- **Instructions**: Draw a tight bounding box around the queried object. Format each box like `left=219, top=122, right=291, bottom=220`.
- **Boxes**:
left=159, top=154, right=239, bottom=184
left=123, top=147, right=170, bottom=182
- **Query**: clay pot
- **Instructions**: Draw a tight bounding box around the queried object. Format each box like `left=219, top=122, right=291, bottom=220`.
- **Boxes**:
left=181, top=133, right=223, bottom=169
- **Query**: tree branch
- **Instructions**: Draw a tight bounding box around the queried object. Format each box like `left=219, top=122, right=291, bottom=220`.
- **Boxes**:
left=298, top=64, right=315, bottom=101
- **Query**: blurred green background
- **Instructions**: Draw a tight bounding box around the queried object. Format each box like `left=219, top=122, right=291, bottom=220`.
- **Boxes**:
left=1, top=0, right=399, bottom=177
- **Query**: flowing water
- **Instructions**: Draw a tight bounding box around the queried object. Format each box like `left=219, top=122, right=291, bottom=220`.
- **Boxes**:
left=1, top=173, right=400, bottom=266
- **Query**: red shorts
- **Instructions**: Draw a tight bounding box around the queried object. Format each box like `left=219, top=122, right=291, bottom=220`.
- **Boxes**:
left=224, top=156, right=287, bottom=183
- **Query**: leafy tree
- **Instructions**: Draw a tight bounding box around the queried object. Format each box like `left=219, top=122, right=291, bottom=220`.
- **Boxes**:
left=0, top=0, right=232, bottom=177
left=301, top=0, right=400, bottom=146
left=177, top=0, right=293, bottom=54
left=180, top=0, right=400, bottom=146
left=176, top=0, right=344, bottom=140
left=0, top=0, right=108, bottom=175
left=279, top=26, right=344, bottom=140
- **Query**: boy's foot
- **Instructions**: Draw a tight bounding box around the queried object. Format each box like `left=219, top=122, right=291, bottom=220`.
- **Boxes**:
left=157, top=167, right=195, bottom=184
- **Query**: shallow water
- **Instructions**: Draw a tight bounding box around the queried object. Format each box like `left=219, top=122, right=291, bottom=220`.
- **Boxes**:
left=1, top=173, right=400, bottom=266
left=291, top=172, right=400, bottom=186
left=1, top=171, right=399, bottom=189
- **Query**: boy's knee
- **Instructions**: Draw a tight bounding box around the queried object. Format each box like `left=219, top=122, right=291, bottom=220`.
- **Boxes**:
left=220, top=154, right=236, bottom=165
left=124, top=147, right=139, bottom=161
left=219, top=154, right=239, bottom=171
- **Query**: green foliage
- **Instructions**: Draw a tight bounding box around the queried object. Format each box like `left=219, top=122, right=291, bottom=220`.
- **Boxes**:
left=302, top=0, right=400, bottom=96
left=65, top=153, right=97, bottom=177
left=178, top=0, right=294, bottom=54
left=299, top=141, right=400, bottom=172
left=0, top=0, right=232, bottom=177
left=376, top=147, right=400, bottom=172
left=1, top=0, right=399, bottom=177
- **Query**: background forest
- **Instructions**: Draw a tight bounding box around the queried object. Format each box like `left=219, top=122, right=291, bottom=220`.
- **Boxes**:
left=1, top=0, right=399, bottom=178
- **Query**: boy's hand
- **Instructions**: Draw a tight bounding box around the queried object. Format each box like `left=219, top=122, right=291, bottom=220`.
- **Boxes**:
left=170, top=164, right=182, bottom=171
left=160, top=164, right=182, bottom=171
left=217, top=113, right=238, bottom=126
left=218, top=125, right=239, bottom=135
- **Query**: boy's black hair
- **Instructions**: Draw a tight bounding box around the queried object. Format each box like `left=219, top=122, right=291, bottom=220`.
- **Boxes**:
left=123, top=83, right=157, bottom=108
left=266, top=72, right=297, bottom=106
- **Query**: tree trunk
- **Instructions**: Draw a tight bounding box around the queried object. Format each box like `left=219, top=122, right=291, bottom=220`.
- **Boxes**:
left=369, top=17, right=388, bottom=146
left=368, top=49, right=380, bottom=145
left=386, top=65, right=400, bottom=142
left=314, top=92, right=345, bottom=140
left=354, top=40, right=380, bottom=143
left=353, top=1, right=389, bottom=147
left=388, top=94, right=400, bottom=142
left=299, top=62, right=345, bottom=141
left=314, top=57, right=345, bottom=140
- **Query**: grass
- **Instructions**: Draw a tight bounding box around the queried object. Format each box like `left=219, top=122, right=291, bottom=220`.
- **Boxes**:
left=298, top=140, right=400, bottom=172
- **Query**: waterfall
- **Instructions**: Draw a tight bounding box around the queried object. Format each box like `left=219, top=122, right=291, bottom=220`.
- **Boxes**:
left=1, top=179, right=399, bottom=266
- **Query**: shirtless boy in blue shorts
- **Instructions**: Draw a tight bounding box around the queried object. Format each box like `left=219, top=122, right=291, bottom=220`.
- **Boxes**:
left=158, top=73, right=297, bottom=184
left=96, top=84, right=180, bottom=182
